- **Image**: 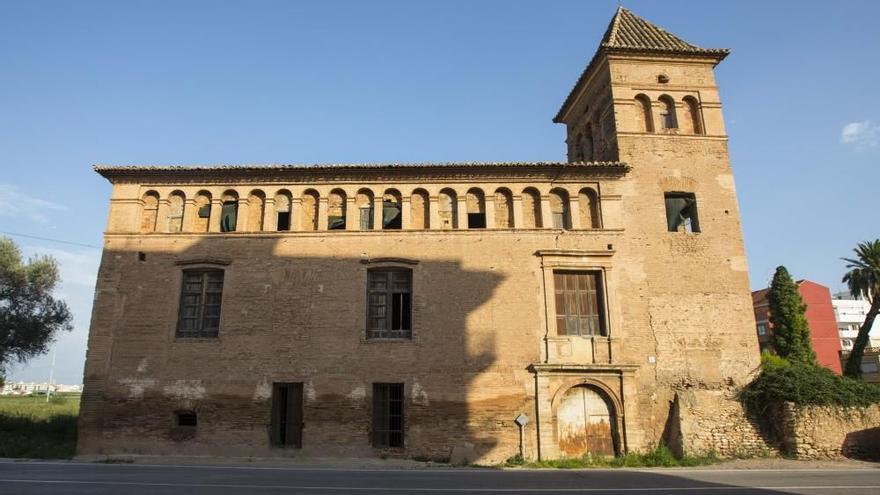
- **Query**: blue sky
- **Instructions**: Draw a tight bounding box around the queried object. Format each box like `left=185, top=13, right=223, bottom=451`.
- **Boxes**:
left=2, top=0, right=878, bottom=384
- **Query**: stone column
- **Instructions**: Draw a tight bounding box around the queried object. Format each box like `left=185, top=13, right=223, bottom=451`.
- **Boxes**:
left=290, top=198, right=302, bottom=231
left=568, top=196, right=581, bottom=230
left=263, top=197, right=276, bottom=232
left=540, top=195, right=554, bottom=229
left=182, top=198, right=197, bottom=233
left=401, top=196, right=411, bottom=230
left=373, top=196, right=384, bottom=230
left=236, top=197, right=249, bottom=232
left=155, top=198, right=170, bottom=233
left=484, top=196, right=495, bottom=229
left=345, top=197, right=358, bottom=231
left=512, top=195, right=524, bottom=229
left=317, top=197, right=329, bottom=231
left=209, top=199, right=222, bottom=232
left=457, top=196, right=468, bottom=229
left=428, top=195, right=440, bottom=230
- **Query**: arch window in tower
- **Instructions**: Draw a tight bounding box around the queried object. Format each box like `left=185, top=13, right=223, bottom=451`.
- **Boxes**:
left=659, top=95, right=678, bottom=130
left=634, top=94, right=654, bottom=132
left=682, top=96, right=703, bottom=135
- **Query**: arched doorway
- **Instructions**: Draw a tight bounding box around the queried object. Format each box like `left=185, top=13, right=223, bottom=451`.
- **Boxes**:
left=556, top=385, right=616, bottom=457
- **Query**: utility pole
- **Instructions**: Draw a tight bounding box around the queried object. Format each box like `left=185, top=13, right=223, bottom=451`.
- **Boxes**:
left=46, top=345, right=57, bottom=403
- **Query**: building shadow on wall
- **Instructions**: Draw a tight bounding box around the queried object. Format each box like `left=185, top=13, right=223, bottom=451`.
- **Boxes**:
left=843, top=427, right=880, bottom=461
left=80, top=234, right=509, bottom=463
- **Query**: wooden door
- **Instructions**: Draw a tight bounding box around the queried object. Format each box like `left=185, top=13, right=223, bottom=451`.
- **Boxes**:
left=556, top=386, right=614, bottom=457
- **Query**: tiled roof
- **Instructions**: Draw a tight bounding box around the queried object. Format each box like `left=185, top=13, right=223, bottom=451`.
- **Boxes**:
left=94, top=161, right=630, bottom=177
left=554, top=7, right=729, bottom=123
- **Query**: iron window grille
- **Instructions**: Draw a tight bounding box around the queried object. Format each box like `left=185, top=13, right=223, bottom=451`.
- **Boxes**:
left=372, top=383, right=404, bottom=448
left=367, top=269, right=412, bottom=339
left=177, top=269, right=224, bottom=338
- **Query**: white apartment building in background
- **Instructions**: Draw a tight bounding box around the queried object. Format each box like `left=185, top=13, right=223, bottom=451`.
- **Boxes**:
left=832, top=291, right=879, bottom=350
left=0, top=382, right=82, bottom=395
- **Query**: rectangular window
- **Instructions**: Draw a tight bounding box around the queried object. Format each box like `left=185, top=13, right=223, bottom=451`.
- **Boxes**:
left=553, top=271, right=606, bottom=336
left=757, top=323, right=768, bottom=337
left=277, top=211, right=291, bottom=231
left=177, top=269, right=224, bottom=338
left=367, top=269, right=412, bottom=339
left=220, top=201, right=237, bottom=232
left=271, top=383, right=303, bottom=448
left=176, top=411, right=197, bottom=427
left=664, top=192, right=700, bottom=233
left=372, top=383, right=404, bottom=448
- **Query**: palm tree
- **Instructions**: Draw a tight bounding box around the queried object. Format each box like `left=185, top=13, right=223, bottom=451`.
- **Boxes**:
left=841, top=239, right=880, bottom=378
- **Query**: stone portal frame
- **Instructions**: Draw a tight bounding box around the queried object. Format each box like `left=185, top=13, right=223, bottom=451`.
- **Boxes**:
left=535, top=249, right=617, bottom=365
left=529, top=363, right=638, bottom=460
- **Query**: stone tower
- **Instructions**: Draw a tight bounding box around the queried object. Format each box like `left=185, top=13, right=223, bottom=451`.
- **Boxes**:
left=553, top=7, right=761, bottom=452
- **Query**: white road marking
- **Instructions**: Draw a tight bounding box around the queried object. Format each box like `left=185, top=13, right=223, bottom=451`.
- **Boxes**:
left=0, top=479, right=879, bottom=492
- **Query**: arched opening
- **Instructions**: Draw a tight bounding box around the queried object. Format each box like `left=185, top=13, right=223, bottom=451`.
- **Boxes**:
left=582, top=125, right=594, bottom=161
left=556, top=385, right=617, bottom=457
left=220, top=191, right=239, bottom=232
left=494, top=188, right=513, bottom=228
left=247, top=190, right=266, bottom=231
left=328, top=189, right=347, bottom=230
left=578, top=188, right=601, bottom=229
left=356, top=189, right=374, bottom=230
left=382, top=189, right=402, bottom=230
left=192, top=191, right=212, bottom=233
left=274, top=190, right=292, bottom=231
left=659, top=95, right=678, bottom=130
left=634, top=94, right=654, bottom=132
left=166, top=191, right=185, bottom=233
left=300, top=190, right=319, bottom=231
left=410, top=189, right=429, bottom=230
left=466, top=188, right=486, bottom=229
left=549, top=189, right=571, bottom=230
left=521, top=188, right=542, bottom=228
left=573, top=133, right=584, bottom=162
left=140, top=191, right=160, bottom=233
left=438, top=189, right=458, bottom=229
left=682, top=96, right=703, bottom=135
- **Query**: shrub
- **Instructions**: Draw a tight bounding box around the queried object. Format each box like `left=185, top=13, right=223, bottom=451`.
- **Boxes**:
left=740, top=357, right=880, bottom=412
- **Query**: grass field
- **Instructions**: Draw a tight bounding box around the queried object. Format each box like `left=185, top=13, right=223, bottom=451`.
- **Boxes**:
left=0, top=394, right=79, bottom=459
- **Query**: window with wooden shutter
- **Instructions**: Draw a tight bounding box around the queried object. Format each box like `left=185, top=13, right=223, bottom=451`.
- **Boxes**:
left=372, top=383, right=404, bottom=448
left=553, top=271, right=606, bottom=336
left=177, top=269, right=224, bottom=338
left=367, top=269, right=412, bottom=339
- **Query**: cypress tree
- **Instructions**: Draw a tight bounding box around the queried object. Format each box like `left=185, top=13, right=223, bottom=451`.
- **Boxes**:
left=767, top=266, right=817, bottom=365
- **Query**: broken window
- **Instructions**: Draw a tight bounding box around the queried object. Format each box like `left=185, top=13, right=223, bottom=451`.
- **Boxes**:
left=140, top=191, right=160, bottom=233
left=247, top=190, right=266, bottom=231
left=271, top=383, right=303, bottom=448
left=554, top=271, right=606, bottom=336
left=176, top=411, right=197, bottom=427
left=410, top=189, right=429, bottom=229
left=659, top=95, right=678, bottom=130
left=438, top=189, right=458, bottom=229
left=367, top=269, right=412, bottom=339
left=327, top=189, right=347, bottom=230
left=494, top=188, right=513, bottom=228
left=301, top=190, right=319, bottom=231
left=194, top=191, right=212, bottom=232
left=357, top=189, right=374, bottom=230
left=275, top=190, right=292, bottom=231
left=167, top=191, right=185, bottom=233
left=466, top=188, right=486, bottom=229
left=382, top=190, right=402, bottom=230
left=220, top=201, right=237, bottom=232
left=521, top=188, right=542, bottom=228
left=664, top=192, right=700, bottom=233
left=372, top=383, right=404, bottom=448
left=549, top=189, right=571, bottom=229
left=634, top=94, right=654, bottom=132
left=177, top=269, right=224, bottom=338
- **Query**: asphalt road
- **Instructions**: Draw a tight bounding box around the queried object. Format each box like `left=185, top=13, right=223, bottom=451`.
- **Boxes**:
left=0, top=461, right=878, bottom=495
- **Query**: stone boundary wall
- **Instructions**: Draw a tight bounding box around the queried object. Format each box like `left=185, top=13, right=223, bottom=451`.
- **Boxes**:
left=774, top=402, right=880, bottom=459
left=668, top=390, right=774, bottom=458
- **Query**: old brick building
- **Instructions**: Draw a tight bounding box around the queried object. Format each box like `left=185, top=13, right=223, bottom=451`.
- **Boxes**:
left=79, top=8, right=761, bottom=462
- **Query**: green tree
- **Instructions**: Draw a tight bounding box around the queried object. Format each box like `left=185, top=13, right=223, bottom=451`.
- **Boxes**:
left=767, top=266, right=816, bottom=365
left=0, top=237, right=73, bottom=377
left=842, top=239, right=880, bottom=378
